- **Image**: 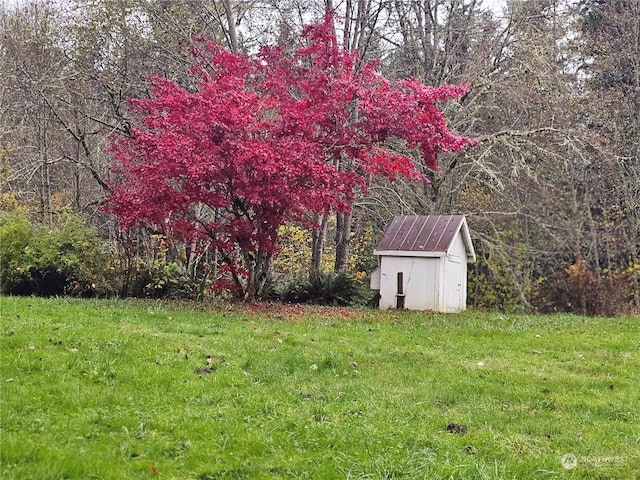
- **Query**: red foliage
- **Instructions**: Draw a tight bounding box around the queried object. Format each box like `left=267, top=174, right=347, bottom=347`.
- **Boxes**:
left=104, top=14, right=477, bottom=300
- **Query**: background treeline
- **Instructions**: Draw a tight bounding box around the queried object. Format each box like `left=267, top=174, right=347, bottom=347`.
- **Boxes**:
left=1, top=0, right=638, bottom=315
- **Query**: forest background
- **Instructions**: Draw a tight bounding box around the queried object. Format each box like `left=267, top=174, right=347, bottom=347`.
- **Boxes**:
left=1, top=0, right=638, bottom=315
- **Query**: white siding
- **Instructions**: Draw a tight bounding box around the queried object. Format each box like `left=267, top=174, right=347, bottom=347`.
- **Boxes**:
left=442, top=235, right=468, bottom=312
left=378, top=256, right=440, bottom=310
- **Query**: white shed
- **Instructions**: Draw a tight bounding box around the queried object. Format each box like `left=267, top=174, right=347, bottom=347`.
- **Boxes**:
left=370, top=215, right=475, bottom=313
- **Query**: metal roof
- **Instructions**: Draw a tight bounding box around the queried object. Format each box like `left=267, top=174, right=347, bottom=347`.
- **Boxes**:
left=374, top=215, right=475, bottom=261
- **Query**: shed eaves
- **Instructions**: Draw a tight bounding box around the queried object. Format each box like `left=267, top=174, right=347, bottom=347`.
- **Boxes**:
left=375, top=215, right=471, bottom=256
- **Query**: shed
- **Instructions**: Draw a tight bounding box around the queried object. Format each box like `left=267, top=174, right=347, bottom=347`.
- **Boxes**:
left=370, top=215, right=475, bottom=313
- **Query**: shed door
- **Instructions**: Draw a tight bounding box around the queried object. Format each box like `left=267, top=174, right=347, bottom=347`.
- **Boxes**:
left=444, top=260, right=466, bottom=312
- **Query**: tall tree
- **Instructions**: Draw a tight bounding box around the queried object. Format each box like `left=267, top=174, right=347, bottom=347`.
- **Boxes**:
left=105, top=16, right=475, bottom=300
left=1, top=0, right=69, bottom=222
left=578, top=0, right=640, bottom=307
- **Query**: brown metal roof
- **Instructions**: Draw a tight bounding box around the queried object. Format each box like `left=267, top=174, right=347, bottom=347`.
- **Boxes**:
left=374, top=215, right=474, bottom=258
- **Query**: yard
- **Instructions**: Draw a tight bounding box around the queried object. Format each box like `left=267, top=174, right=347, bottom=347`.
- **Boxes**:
left=1, top=296, right=638, bottom=479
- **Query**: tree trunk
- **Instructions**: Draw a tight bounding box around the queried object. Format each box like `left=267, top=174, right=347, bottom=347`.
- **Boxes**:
left=334, top=210, right=352, bottom=273
left=245, top=247, right=271, bottom=302
left=221, top=0, right=239, bottom=54
left=38, top=105, right=53, bottom=225
left=310, top=212, right=328, bottom=279
left=74, top=136, right=82, bottom=212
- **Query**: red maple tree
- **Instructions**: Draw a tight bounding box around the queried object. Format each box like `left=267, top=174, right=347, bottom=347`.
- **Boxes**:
left=105, top=15, right=477, bottom=301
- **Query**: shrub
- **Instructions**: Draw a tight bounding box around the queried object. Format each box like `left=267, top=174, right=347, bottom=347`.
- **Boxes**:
left=0, top=212, right=111, bottom=296
left=125, top=259, right=203, bottom=299
left=467, top=253, right=528, bottom=311
left=532, top=255, right=634, bottom=316
left=111, top=231, right=213, bottom=300
left=0, top=212, right=35, bottom=293
left=266, top=271, right=368, bottom=306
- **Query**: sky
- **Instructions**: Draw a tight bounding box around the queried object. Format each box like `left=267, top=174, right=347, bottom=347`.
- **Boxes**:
left=484, top=0, right=508, bottom=14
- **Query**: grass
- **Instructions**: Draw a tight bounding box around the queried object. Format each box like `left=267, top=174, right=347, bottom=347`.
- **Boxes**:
left=1, top=296, right=638, bottom=479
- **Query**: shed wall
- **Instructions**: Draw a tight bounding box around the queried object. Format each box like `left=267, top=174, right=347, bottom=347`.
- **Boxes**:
left=378, top=256, right=441, bottom=310
left=441, top=234, right=468, bottom=312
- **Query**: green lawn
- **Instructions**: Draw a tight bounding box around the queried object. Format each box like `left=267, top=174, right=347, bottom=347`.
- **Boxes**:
left=1, top=296, right=638, bottom=479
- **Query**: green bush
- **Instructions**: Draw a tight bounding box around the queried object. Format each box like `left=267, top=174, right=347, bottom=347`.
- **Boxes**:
left=125, top=259, right=203, bottom=299
left=0, top=212, right=111, bottom=296
left=467, top=254, right=528, bottom=311
left=266, top=271, right=369, bottom=306
left=113, top=233, right=210, bottom=299
left=0, top=212, right=35, bottom=292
